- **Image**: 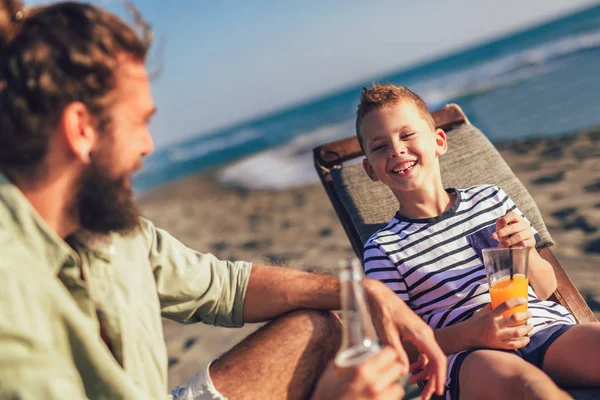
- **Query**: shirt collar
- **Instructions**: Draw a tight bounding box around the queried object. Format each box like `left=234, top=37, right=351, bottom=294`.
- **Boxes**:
left=0, top=174, right=114, bottom=274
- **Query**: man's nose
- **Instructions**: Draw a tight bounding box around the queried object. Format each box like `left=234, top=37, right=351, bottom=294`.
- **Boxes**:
left=142, top=131, right=155, bottom=157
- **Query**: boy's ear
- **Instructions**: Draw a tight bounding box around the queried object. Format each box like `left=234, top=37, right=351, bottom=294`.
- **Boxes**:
left=362, top=158, right=379, bottom=182
left=435, top=128, right=448, bottom=157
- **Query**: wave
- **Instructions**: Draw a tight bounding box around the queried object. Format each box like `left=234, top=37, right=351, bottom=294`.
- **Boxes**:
left=167, top=128, right=262, bottom=163
left=217, top=120, right=355, bottom=189
left=406, top=28, right=600, bottom=108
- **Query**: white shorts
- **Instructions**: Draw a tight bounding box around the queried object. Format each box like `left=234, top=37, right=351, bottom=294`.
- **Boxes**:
left=171, top=362, right=227, bottom=400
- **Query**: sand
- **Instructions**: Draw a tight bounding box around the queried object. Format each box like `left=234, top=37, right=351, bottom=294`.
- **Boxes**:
left=138, top=127, right=600, bottom=395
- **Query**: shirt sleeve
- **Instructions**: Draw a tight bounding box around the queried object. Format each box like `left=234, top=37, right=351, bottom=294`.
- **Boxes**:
left=0, top=268, right=88, bottom=399
left=363, top=239, right=409, bottom=302
left=139, top=218, right=253, bottom=327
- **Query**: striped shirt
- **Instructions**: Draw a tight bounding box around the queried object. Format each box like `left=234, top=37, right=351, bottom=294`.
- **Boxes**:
left=364, top=185, right=575, bottom=334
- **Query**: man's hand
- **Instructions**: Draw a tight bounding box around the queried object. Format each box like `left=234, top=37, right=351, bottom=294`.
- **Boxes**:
left=493, top=211, right=536, bottom=248
left=312, top=347, right=406, bottom=400
left=364, top=279, right=446, bottom=400
left=467, top=298, right=533, bottom=349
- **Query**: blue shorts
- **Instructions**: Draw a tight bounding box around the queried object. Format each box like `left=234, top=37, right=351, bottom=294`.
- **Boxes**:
left=447, top=324, right=572, bottom=400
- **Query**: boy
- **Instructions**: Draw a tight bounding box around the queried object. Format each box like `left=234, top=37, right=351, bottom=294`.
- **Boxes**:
left=358, top=84, right=600, bottom=400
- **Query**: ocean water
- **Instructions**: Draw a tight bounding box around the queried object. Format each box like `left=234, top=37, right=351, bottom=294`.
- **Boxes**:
left=134, top=5, right=600, bottom=192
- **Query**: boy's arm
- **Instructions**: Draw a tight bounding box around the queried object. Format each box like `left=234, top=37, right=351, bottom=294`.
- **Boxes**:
left=404, top=298, right=532, bottom=361
left=526, top=249, right=557, bottom=300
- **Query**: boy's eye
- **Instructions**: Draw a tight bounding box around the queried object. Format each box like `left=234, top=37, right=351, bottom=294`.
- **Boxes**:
left=401, top=132, right=416, bottom=139
left=372, top=143, right=386, bottom=151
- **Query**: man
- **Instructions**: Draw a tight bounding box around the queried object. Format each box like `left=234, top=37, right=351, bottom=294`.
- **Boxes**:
left=0, top=1, right=446, bottom=399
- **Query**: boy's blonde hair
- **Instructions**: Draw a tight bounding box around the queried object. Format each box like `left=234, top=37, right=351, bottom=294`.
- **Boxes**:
left=356, top=84, right=435, bottom=152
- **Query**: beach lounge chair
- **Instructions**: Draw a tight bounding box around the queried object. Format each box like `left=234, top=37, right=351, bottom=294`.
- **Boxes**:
left=313, top=104, right=599, bottom=398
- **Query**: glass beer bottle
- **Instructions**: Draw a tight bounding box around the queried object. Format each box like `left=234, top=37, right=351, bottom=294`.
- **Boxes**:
left=335, top=258, right=381, bottom=369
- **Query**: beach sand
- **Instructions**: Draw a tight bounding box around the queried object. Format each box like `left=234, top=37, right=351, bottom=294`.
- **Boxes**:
left=139, top=127, right=600, bottom=395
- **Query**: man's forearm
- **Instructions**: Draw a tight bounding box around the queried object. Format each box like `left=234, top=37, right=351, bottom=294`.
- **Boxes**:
left=242, top=266, right=341, bottom=322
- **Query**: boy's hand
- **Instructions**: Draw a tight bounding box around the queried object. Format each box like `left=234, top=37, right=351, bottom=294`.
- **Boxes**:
left=467, top=298, right=533, bottom=349
left=492, top=211, right=536, bottom=248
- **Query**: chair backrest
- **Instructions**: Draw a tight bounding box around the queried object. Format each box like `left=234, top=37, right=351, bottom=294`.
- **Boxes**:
left=314, top=104, right=597, bottom=324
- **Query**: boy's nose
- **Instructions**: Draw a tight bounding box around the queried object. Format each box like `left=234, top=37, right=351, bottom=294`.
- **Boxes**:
left=390, top=143, right=406, bottom=157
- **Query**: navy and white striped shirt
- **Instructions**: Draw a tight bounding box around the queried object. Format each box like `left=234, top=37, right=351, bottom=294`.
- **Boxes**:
left=364, top=185, right=575, bottom=334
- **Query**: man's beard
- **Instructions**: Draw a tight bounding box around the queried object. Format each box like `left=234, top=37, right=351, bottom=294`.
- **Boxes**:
left=75, top=154, right=141, bottom=235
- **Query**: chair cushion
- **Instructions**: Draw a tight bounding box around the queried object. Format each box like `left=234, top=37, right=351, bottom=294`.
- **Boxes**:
left=331, top=123, right=553, bottom=248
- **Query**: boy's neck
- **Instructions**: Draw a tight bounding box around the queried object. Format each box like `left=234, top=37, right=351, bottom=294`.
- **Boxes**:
left=393, top=180, right=455, bottom=220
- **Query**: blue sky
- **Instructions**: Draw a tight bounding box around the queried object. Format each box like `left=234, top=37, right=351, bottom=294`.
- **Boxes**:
left=31, top=0, right=597, bottom=148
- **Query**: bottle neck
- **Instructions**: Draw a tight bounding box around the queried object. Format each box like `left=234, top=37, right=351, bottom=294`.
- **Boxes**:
left=336, top=260, right=380, bottom=367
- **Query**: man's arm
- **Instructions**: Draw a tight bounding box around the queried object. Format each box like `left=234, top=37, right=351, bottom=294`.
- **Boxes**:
left=242, top=266, right=447, bottom=399
left=242, top=266, right=340, bottom=322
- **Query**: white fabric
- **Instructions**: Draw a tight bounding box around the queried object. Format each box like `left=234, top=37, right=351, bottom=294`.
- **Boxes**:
left=171, top=362, right=227, bottom=400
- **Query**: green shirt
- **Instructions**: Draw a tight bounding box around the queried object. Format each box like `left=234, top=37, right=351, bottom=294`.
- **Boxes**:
left=0, top=175, right=252, bottom=399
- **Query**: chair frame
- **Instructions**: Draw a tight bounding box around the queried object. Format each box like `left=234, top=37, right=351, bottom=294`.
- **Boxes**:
left=314, top=104, right=597, bottom=324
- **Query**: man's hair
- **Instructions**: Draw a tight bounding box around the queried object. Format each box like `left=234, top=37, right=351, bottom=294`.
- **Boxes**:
left=0, top=0, right=152, bottom=177
left=355, top=83, right=435, bottom=152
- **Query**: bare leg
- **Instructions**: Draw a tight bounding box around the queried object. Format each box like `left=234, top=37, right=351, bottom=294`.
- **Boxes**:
left=543, top=323, right=600, bottom=388
left=210, top=310, right=341, bottom=400
left=459, top=350, right=571, bottom=400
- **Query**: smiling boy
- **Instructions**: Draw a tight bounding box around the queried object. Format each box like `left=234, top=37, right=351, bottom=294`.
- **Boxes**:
left=358, top=84, right=600, bottom=400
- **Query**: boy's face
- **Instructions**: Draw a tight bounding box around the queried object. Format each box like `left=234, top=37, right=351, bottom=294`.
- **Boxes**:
left=360, top=101, right=447, bottom=194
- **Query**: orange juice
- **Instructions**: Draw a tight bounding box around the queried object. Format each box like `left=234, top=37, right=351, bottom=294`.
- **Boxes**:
left=489, top=274, right=528, bottom=325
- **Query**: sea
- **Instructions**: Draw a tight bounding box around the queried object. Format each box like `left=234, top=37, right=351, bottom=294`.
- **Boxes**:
left=134, top=5, right=600, bottom=193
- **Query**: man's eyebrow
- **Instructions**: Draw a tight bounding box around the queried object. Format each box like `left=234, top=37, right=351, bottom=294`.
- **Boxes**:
left=145, top=107, right=157, bottom=122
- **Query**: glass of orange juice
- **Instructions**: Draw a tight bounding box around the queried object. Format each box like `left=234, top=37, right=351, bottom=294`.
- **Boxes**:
left=482, top=247, right=531, bottom=325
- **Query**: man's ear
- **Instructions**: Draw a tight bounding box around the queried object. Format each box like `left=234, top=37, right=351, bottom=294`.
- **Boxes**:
left=59, top=102, right=98, bottom=164
left=362, top=158, right=379, bottom=182
left=435, top=128, right=448, bottom=157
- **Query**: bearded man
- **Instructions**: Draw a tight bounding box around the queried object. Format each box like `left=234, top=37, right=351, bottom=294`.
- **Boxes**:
left=0, top=1, right=446, bottom=399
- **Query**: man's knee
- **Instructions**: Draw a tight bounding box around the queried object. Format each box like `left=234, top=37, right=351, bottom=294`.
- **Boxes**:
left=278, top=310, right=342, bottom=342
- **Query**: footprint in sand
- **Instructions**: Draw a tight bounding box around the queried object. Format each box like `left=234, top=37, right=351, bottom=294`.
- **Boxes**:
left=319, top=228, right=333, bottom=237
left=240, top=239, right=272, bottom=250
left=552, top=208, right=597, bottom=235
left=551, top=207, right=577, bottom=219
left=211, top=241, right=228, bottom=252
left=583, top=293, right=600, bottom=313
left=531, top=171, right=565, bottom=185
left=584, top=238, right=600, bottom=254
left=584, top=179, right=600, bottom=193
left=184, top=338, right=196, bottom=350
left=540, top=145, right=564, bottom=160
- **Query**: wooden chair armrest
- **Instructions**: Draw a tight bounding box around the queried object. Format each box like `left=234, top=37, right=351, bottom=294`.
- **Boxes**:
left=539, top=248, right=598, bottom=324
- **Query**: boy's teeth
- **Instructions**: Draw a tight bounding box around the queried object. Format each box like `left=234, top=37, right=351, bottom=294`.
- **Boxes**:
left=393, top=161, right=416, bottom=173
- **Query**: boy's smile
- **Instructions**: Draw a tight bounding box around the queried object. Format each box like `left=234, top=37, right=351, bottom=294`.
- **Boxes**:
left=360, top=101, right=447, bottom=195
left=389, top=159, right=417, bottom=177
